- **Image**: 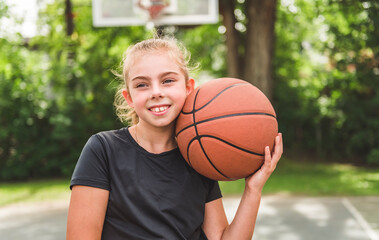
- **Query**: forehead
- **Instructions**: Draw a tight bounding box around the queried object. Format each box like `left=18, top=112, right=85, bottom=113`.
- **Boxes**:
left=129, top=50, right=182, bottom=74
left=132, top=49, right=176, bottom=62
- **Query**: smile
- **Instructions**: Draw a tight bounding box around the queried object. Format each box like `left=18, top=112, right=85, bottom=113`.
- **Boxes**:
left=149, top=105, right=169, bottom=113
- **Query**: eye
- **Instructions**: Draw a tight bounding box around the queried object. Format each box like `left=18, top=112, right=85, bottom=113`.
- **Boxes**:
left=163, top=79, right=175, bottom=84
left=135, top=82, right=148, bottom=88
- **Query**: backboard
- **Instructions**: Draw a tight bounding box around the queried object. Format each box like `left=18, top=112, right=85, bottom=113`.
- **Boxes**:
left=92, top=0, right=219, bottom=27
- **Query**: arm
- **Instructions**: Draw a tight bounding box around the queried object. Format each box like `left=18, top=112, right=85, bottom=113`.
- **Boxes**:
left=66, top=185, right=109, bottom=240
left=203, top=133, right=283, bottom=240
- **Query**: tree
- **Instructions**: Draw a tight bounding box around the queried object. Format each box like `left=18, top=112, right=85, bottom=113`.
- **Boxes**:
left=220, top=0, right=277, bottom=99
left=320, top=0, right=379, bottom=164
left=0, top=0, right=149, bottom=180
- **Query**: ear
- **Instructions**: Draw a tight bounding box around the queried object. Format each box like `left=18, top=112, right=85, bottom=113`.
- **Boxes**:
left=186, top=78, right=195, bottom=96
left=122, top=89, right=134, bottom=107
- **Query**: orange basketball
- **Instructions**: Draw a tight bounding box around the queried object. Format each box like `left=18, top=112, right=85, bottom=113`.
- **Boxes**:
left=175, top=78, right=278, bottom=181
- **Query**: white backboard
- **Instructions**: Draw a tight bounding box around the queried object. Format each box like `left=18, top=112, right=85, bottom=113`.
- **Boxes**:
left=92, top=0, right=219, bottom=27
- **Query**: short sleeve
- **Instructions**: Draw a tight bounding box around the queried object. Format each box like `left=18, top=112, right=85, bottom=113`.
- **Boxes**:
left=206, top=180, right=222, bottom=202
left=70, top=135, right=110, bottom=191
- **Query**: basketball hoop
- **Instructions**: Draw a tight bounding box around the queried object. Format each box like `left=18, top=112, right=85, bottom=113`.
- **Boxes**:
left=92, top=0, right=219, bottom=27
left=137, top=0, right=170, bottom=20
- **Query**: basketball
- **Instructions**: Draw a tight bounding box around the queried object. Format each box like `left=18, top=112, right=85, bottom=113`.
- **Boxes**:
left=175, top=78, right=278, bottom=181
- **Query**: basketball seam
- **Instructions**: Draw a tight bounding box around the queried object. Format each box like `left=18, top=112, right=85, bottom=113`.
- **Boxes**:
left=186, top=89, right=201, bottom=167
left=198, top=135, right=264, bottom=156
left=181, top=82, right=248, bottom=114
left=176, top=112, right=276, bottom=137
left=186, top=136, right=231, bottom=179
left=191, top=89, right=231, bottom=180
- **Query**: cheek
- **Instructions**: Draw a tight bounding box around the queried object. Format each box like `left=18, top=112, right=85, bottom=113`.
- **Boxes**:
left=175, top=89, right=188, bottom=108
left=131, top=94, right=146, bottom=107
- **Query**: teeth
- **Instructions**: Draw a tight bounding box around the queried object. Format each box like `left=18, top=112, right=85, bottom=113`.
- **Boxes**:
left=151, top=106, right=168, bottom=112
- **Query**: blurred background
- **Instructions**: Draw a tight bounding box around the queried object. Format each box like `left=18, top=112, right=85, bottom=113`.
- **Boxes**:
left=0, top=0, right=378, bottom=239
left=0, top=0, right=378, bottom=218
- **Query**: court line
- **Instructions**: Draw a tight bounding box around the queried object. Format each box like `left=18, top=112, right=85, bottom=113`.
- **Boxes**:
left=342, top=198, right=378, bottom=240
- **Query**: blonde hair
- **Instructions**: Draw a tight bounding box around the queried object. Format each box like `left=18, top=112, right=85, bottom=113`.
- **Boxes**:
left=113, top=37, right=196, bottom=125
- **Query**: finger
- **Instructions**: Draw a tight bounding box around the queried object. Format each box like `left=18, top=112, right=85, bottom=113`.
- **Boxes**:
left=265, top=146, right=271, bottom=158
left=278, top=133, right=283, bottom=154
left=268, top=135, right=280, bottom=167
left=274, top=133, right=282, bottom=152
left=274, top=134, right=281, bottom=155
left=264, top=146, right=272, bottom=169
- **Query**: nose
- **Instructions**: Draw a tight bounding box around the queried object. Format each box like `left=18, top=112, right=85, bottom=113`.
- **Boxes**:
left=150, top=82, right=164, bottom=99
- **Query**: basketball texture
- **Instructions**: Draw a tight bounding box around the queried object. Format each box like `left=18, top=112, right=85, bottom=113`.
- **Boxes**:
left=175, top=78, right=278, bottom=181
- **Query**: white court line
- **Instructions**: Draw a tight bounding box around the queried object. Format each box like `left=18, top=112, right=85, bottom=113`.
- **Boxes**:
left=342, top=198, right=378, bottom=240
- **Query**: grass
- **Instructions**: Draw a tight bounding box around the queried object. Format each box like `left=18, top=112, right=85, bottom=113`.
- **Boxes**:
left=220, top=157, right=379, bottom=196
left=0, top=179, right=71, bottom=207
left=0, top=158, right=378, bottom=208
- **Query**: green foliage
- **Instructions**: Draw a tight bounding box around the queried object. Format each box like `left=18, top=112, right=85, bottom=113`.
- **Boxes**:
left=0, top=0, right=148, bottom=180
left=274, top=0, right=379, bottom=163
left=320, top=0, right=379, bottom=163
left=367, top=149, right=379, bottom=165
left=0, top=1, right=8, bottom=18
left=0, top=36, right=55, bottom=179
left=177, top=24, right=227, bottom=78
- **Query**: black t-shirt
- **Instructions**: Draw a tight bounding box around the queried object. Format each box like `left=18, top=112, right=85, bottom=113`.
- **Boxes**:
left=70, top=128, right=222, bottom=240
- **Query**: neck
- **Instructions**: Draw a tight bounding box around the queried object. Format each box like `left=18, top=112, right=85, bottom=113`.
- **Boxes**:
left=131, top=123, right=177, bottom=154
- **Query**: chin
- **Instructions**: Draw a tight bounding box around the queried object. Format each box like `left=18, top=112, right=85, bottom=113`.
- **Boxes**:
left=155, top=121, right=176, bottom=128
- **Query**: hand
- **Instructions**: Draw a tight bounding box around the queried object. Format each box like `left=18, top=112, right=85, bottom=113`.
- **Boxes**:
left=245, top=133, right=283, bottom=193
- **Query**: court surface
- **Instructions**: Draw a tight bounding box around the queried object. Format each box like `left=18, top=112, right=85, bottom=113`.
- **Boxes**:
left=224, top=196, right=379, bottom=240
left=0, top=196, right=378, bottom=240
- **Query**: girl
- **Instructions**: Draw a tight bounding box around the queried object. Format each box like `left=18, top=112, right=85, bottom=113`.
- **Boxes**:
left=66, top=37, right=283, bottom=240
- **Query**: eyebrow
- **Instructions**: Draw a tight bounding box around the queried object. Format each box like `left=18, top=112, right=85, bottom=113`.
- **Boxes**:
left=131, top=71, right=180, bottom=82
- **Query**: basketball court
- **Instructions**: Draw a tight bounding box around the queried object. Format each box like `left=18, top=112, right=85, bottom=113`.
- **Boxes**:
left=224, top=196, right=379, bottom=240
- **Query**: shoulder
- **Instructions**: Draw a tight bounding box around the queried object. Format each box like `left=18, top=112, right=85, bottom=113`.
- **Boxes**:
left=95, top=128, right=128, bottom=141
left=80, top=128, right=131, bottom=159
left=71, top=128, right=130, bottom=190
left=89, top=128, right=129, bottom=147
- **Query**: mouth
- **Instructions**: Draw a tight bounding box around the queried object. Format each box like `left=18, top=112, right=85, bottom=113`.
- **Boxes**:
left=149, top=105, right=170, bottom=113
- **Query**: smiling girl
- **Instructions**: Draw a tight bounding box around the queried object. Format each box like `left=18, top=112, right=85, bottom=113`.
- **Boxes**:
left=66, top=37, right=283, bottom=240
